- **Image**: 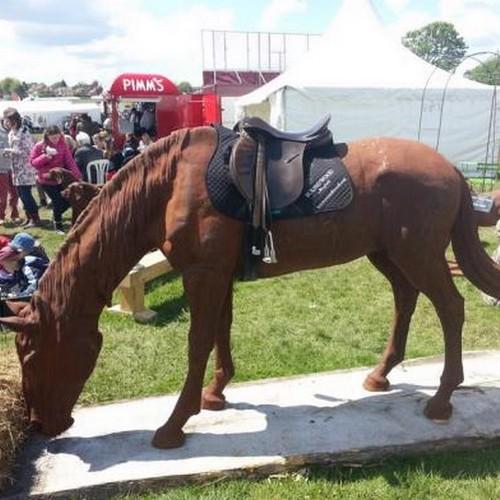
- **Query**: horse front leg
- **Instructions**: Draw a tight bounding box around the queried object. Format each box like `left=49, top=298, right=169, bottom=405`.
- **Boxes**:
left=152, top=269, right=232, bottom=449
left=202, top=283, right=235, bottom=411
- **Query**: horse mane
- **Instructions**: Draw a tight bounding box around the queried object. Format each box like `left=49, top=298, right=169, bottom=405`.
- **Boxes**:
left=34, top=130, right=188, bottom=326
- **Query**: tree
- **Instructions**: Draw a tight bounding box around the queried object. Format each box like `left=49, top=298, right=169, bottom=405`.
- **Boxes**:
left=464, top=55, right=500, bottom=85
left=0, top=77, right=28, bottom=99
left=177, top=81, right=193, bottom=93
left=402, top=22, right=468, bottom=71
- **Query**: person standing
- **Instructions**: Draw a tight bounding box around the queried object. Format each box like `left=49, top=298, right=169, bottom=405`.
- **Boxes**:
left=30, top=125, right=82, bottom=234
left=0, top=119, right=20, bottom=224
left=2, top=108, right=40, bottom=227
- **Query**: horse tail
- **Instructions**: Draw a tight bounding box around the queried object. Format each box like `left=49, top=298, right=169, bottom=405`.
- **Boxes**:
left=451, top=175, right=500, bottom=299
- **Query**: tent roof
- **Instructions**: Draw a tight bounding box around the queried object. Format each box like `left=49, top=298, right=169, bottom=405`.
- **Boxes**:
left=238, top=0, right=490, bottom=106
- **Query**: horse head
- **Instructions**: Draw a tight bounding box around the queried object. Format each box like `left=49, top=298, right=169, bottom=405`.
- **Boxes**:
left=46, top=167, right=79, bottom=187
left=62, top=181, right=101, bottom=205
left=1, top=299, right=102, bottom=436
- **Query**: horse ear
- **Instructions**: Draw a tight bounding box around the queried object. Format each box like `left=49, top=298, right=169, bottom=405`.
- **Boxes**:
left=0, top=315, right=37, bottom=334
left=5, top=300, right=29, bottom=316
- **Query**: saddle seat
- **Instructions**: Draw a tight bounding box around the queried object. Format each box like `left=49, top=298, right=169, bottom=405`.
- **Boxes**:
left=239, top=114, right=332, bottom=144
left=229, top=114, right=333, bottom=210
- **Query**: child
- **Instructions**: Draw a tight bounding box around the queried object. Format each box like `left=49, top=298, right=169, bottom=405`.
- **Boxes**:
left=0, top=232, right=49, bottom=298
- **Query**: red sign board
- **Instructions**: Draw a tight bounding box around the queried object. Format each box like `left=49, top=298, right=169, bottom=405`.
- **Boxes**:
left=109, top=73, right=179, bottom=98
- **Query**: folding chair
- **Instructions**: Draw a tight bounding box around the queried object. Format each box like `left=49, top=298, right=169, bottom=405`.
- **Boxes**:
left=86, top=159, right=110, bottom=184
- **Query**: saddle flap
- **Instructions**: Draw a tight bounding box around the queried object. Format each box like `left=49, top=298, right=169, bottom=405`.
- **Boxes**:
left=229, top=132, right=257, bottom=202
left=229, top=133, right=306, bottom=210
left=267, top=140, right=305, bottom=210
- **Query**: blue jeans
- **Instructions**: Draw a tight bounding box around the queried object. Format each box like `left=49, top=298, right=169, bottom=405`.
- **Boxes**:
left=16, top=185, right=39, bottom=215
left=41, top=184, right=69, bottom=222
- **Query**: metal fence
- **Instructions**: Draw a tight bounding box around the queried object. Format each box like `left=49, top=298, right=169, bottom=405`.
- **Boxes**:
left=201, top=29, right=321, bottom=73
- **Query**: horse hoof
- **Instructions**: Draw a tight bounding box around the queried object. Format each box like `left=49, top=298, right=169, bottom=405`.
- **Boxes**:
left=424, top=398, right=453, bottom=422
left=363, top=373, right=390, bottom=392
left=151, top=425, right=186, bottom=449
left=201, top=390, right=226, bottom=411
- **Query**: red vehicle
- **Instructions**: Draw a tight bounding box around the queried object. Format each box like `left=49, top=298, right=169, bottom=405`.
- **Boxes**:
left=104, top=73, right=221, bottom=148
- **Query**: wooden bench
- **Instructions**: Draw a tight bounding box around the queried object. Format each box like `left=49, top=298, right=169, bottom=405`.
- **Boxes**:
left=109, top=250, right=172, bottom=322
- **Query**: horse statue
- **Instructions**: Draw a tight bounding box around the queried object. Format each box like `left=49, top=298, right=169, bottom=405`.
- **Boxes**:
left=45, top=167, right=80, bottom=189
left=1, top=123, right=499, bottom=450
left=45, top=168, right=102, bottom=224
left=61, top=181, right=102, bottom=224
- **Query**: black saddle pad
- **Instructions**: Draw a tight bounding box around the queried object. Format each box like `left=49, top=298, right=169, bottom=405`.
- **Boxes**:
left=206, top=124, right=354, bottom=221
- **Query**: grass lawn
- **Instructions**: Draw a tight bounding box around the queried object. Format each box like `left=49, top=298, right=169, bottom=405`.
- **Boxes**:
left=0, top=215, right=499, bottom=498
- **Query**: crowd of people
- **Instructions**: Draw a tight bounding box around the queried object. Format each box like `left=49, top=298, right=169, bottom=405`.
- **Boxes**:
left=0, top=105, right=157, bottom=305
left=0, top=107, right=155, bottom=235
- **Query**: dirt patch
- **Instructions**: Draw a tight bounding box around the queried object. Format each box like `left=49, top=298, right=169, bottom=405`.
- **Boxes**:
left=0, top=347, right=27, bottom=493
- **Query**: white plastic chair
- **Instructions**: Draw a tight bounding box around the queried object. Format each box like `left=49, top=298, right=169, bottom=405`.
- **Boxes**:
left=86, top=159, right=110, bottom=184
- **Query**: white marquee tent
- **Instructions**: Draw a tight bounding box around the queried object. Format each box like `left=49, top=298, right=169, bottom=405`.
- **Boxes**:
left=235, top=0, right=499, bottom=164
left=0, top=98, right=101, bottom=130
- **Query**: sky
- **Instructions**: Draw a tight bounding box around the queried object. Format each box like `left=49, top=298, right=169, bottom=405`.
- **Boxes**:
left=0, top=0, right=499, bottom=88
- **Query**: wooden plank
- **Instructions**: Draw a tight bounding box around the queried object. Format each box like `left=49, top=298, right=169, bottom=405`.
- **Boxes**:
left=21, top=352, right=500, bottom=499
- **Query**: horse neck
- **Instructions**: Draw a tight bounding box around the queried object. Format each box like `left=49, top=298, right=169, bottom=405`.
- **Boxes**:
left=37, top=134, right=181, bottom=320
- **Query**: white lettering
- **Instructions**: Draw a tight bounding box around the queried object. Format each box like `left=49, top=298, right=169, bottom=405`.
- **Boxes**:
left=154, top=77, right=164, bottom=92
left=135, top=80, right=147, bottom=91
left=317, top=178, right=348, bottom=209
left=123, top=77, right=166, bottom=93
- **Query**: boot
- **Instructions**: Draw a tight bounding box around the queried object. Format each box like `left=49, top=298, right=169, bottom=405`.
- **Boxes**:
left=24, top=212, right=42, bottom=229
left=53, top=220, right=65, bottom=235
left=31, top=212, right=42, bottom=227
left=22, top=214, right=32, bottom=227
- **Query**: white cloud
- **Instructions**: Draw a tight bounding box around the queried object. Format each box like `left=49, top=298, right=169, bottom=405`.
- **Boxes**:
left=2, top=0, right=498, bottom=88
left=259, top=0, right=308, bottom=31
left=0, top=0, right=235, bottom=87
left=382, top=0, right=500, bottom=54
left=386, top=8, right=432, bottom=39
left=383, top=0, right=412, bottom=13
left=438, top=0, right=500, bottom=52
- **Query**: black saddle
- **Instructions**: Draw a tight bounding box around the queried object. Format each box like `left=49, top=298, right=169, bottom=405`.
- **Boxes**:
left=238, top=114, right=332, bottom=144
left=228, top=114, right=334, bottom=268
left=230, top=115, right=333, bottom=211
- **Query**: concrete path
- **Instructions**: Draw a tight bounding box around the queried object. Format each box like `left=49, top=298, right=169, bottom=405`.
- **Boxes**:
left=15, top=351, right=500, bottom=498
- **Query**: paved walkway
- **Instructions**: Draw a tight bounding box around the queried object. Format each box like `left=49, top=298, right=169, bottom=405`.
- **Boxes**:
left=16, top=351, right=500, bottom=498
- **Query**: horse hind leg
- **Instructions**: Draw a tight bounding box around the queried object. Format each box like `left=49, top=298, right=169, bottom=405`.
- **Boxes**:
left=201, top=283, right=235, bottom=411
left=364, top=252, right=419, bottom=392
left=389, top=254, right=465, bottom=421
left=152, top=269, right=233, bottom=449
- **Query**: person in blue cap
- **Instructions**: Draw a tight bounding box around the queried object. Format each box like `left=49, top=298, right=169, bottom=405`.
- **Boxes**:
left=0, top=232, right=49, bottom=298
left=9, top=232, right=36, bottom=254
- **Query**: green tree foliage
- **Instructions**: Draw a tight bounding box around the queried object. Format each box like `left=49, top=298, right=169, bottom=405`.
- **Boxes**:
left=464, top=55, right=500, bottom=85
left=402, top=21, right=468, bottom=71
left=0, top=77, right=28, bottom=98
left=177, top=81, right=193, bottom=93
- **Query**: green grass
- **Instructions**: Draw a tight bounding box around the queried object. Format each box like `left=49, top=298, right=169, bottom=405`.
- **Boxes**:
left=0, top=222, right=499, bottom=499
left=0, top=205, right=68, bottom=256
left=111, top=447, right=500, bottom=499
left=79, top=226, right=500, bottom=405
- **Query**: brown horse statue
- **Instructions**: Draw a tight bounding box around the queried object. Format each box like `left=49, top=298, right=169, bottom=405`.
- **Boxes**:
left=45, top=167, right=80, bottom=189
left=1, top=127, right=499, bottom=450
left=61, top=181, right=102, bottom=224
left=46, top=168, right=101, bottom=224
